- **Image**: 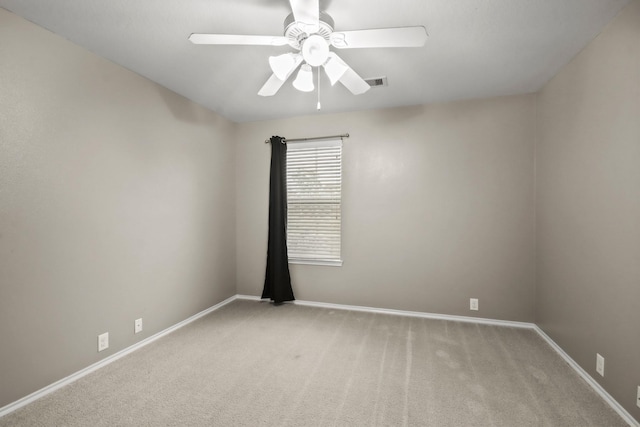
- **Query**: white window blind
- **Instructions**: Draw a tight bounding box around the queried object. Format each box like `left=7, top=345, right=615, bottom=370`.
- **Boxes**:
left=286, top=139, right=342, bottom=266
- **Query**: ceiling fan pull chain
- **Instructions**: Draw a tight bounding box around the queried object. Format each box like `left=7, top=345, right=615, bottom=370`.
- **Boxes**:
left=317, top=68, right=321, bottom=111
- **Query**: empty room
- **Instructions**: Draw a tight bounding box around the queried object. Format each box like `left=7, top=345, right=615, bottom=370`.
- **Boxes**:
left=1, top=0, right=639, bottom=425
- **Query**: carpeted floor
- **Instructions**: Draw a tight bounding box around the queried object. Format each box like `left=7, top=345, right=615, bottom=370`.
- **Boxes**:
left=0, top=299, right=629, bottom=426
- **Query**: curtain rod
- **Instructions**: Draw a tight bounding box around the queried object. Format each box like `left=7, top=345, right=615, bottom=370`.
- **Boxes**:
left=264, top=133, right=349, bottom=144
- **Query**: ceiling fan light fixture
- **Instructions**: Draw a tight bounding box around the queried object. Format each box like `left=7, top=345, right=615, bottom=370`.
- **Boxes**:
left=301, top=34, right=329, bottom=67
left=323, top=55, right=348, bottom=85
left=293, top=64, right=315, bottom=92
left=269, top=53, right=298, bottom=80
left=190, top=2, right=428, bottom=99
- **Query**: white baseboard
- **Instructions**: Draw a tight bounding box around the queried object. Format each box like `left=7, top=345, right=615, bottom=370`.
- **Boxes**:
left=237, top=294, right=262, bottom=301
left=239, top=294, right=638, bottom=426
left=236, top=294, right=534, bottom=329
left=0, top=294, right=239, bottom=418
left=533, top=326, right=639, bottom=427
left=3, top=294, right=638, bottom=426
left=297, top=298, right=536, bottom=329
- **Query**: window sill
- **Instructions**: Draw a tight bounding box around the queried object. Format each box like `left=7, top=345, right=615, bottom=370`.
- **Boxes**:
left=288, top=258, right=343, bottom=267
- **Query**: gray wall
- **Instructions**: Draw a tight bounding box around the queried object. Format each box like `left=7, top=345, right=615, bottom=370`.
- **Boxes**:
left=0, top=9, right=236, bottom=408
left=2, top=0, right=638, bottom=421
left=536, top=0, right=640, bottom=419
left=236, top=96, right=536, bottom=322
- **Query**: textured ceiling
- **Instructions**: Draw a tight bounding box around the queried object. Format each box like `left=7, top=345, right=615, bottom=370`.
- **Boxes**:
left=0, top=0, right=630, bottom=122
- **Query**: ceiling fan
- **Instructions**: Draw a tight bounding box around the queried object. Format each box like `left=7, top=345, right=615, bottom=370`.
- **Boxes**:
left=188, top=0, right=427, bottom=97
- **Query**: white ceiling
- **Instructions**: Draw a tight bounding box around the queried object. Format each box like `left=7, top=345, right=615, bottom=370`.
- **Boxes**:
left=0, top=0, right=630, bottom=122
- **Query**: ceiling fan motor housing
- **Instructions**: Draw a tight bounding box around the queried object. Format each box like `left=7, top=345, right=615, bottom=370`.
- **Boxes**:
left=284, top=12, right=334, bottom=49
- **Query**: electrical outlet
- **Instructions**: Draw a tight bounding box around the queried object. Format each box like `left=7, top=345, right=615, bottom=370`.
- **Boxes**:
left=636, top=386, right=640, bottom=409
left=470, top=298, right=479, bottom=311
left=98, top=332, right=109, bottom=352
left=134, top=318, right=143, bottom=334
left=596, top=353, right=605, bottom=377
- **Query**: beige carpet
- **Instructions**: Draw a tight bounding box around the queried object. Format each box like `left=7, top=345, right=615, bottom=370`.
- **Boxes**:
left=0, top=299, right=628, bottom=426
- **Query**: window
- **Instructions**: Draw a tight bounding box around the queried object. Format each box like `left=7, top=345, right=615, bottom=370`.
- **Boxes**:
left=286, top=138, right=342, bottom=266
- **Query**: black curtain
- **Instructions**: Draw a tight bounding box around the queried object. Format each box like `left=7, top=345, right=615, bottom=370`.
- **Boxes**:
left=262, top=136, right=295, bottom=303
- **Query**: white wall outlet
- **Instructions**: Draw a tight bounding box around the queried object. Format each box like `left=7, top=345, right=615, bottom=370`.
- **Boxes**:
left=134, top=318, right=143, bottom=334
left=596, top=353, right=605, bottom=377
left=470, top=298, right=479, bottom=311
left=636, top=386, right=640, bottom=409
left=98, top=332, right=109, bottom=352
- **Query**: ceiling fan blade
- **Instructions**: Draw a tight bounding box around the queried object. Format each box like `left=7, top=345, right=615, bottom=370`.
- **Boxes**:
left=339, top=68, right=371, bottom=95
left=330, top=26, right=427, bottom=49
left=289, top=0, right=320, bottom=33
left=189, top=34, right=289, bottom=46
left=327, top=53, right=370, bottom=95
left=258, top=74, right=287, bottom=97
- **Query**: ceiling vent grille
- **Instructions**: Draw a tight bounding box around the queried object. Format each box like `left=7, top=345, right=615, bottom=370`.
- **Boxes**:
left=365, top=77, right=388, bottom=88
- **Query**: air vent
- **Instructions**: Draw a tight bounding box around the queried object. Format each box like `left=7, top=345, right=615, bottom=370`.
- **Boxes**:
left=365, top=77, right=388, bottom=88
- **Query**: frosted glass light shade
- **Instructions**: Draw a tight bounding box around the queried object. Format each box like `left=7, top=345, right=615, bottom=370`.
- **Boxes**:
left=269, top=53, right=298, bottom=80
left=301, top=34, right=329, bottom=67
left=293, top=64, right=314, bottom=92
left=323, top=55, right=348, bottom=85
